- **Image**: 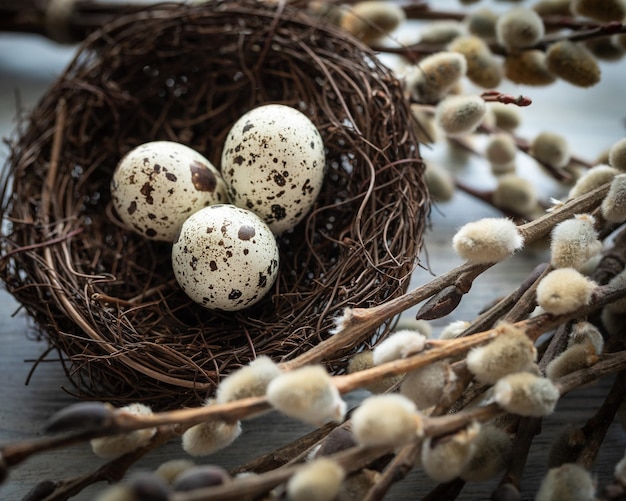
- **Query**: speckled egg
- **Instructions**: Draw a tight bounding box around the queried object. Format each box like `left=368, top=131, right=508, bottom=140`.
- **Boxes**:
left=221, top=104, right=326, bottom=235
left=111, top=141, right=228, bottom=242
left=171, top=204, right=280, bottom=311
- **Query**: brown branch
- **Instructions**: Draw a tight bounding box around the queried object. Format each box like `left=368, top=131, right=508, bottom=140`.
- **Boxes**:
left=281, top=180, right=610, bottom=373
left=532, top=21, right=626, bottom=52
left=362, top=442, right=422, bottom=501
left=29, top=427, right=176, bottom=501
left=576, top=371, right=626, bottom=469
left=494, top=417, right=542, bottom=500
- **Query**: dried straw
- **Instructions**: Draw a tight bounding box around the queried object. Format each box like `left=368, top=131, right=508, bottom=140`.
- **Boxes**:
left=0, top=0, right=427, bottom=409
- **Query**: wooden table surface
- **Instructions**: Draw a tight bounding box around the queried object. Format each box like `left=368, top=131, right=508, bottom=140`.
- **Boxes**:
left=2, top=8, right=626, bottom=500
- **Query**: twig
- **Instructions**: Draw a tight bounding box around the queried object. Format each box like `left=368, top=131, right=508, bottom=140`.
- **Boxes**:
left=462, top=263, right=550, bottom=337
left=503, top=265, right=552, bottom=323
left=30, top=427, right=176, bottom=501
left=538, top=322, right=572, bottom=371
left=171, top=444, right=391, bottom=501
left=229, top=422, right=339, bottom=475
left=593, top=225, right=626, bottom=285
left=362, top=442, right=422, bottom=501
left=494, top=417, right=542, bottom=500
left=421, top=479, right=466, bottom=501
left=532, top=21, right=626, bottom=52
left=576, top=371, right=626, bottom=470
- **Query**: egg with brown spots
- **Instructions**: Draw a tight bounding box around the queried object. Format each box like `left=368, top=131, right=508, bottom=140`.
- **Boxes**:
left=221, top=104, right=326, bottom=235
left=111, top=141, right=228, bottom=242
left=171, top=204, right=279, bottom=311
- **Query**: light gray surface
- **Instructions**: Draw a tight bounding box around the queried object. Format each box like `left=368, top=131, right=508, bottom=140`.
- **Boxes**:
left=1, top=18, right=626, bottom=501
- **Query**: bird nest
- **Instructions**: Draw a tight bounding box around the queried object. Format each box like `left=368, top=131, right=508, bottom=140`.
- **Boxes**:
left=0, top=0, right=428, bottom=409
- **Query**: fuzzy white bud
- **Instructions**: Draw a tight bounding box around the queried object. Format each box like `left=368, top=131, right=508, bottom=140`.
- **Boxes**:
left=504, top=50, right=556, bottom=86
left=439, top=320, right=470, bottom=340
left=493, top=372, right=559, bottom=417
left=215, top=356, right=282, bottom=405
left=448, top=36, right=503, bottom=88
left=460, top=425, right=512, bottom=482
left=330, top=307, right=354, bottom=335
left=266, top=365, right=346, bottom=426
left=339, top=1, right=406, bottom=43
left=545, top=342, right=598, bottom=380
left=154, top=459, right=195, bottom=484
left=572, top=0, right=626, bottom=22
left=568, top=321, right=604, bottom=355
left=466, top=8, right=498, bottom=39
left=394, top=318, right=432, bottom=338
left=452, top=217, right=524, bottom=264
left=425, top=162, right=455, bottom=202
left=533, top=0, right=574, bottom=16
left=496, top=8, right=545, bottom=49
left=568, top=164, right=618, bottom=199
left=546, top=40, right=601, bottom=88
left=408, top=51, right=468, bottom=104
left=287, top=458, right=345, bottom=501
left=492, top=174, right=538, bottom=216
left=609, top=137, right=626, bottom=171
left=372, top=329, right=427, bottom=365
left=337, top=468, right=380, bottom=500
left=400, top=360, right=454, bottom=410
left=535, top=463, right=596, bottom=501
left=421, top=422, right=480, bottom=482
left=435, top=94, right=487, bottom=137
left=351, top=394, right=423, bottom=447
left=419, top=21, right=466, bottom=45
left=536, top=268, right=597, bottom=315
left=602, top=173, right=626, bottom=222
left=466, top=322, right=537, bottom=385
left=530, top=131, right=571, bottom=168
left=485, top=133, right=517, bottom=167
left=489, top=102, right=522, bottom=131
left=90, top=403, right=156, bottom=459
left=550, top=214, right=602, bottom=270
left=347, top=350, right=404, bottom=394
left=181, top=408, right=242, bottom=457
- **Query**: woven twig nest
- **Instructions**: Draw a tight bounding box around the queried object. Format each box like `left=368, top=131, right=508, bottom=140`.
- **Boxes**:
left=0, top=1, right=428, bottom=409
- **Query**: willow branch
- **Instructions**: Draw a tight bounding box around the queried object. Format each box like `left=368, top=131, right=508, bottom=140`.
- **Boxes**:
left=282, top=182, right=610, bottom=371
left=362, top=442, right=422, bottom=501
left=576, top=371, right=626, bottom=470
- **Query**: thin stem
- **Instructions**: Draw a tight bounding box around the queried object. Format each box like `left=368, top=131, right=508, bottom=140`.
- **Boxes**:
left=29, top=427, right=176, bottom=501
left=502, top=265, right=552, bottom=323
left=362, top=442, right=422, bottom=501
left=576, top=371, right=626, bottom=469
left=538, top=322, right=572, bottom=371
left=495, top=417, right=542, bottom=499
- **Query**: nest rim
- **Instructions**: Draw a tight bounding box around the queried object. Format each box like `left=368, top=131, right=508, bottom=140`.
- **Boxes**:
left=0, top=0, right=428, bottom=409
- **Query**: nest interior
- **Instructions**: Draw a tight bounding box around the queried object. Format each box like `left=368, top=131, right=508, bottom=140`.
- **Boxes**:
left=0, top=1, right=428, bottom=409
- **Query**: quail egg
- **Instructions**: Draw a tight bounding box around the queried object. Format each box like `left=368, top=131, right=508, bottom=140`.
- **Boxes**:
left=221, top=104, right=326, bottom=235
left=111, top=141, right=228, bottom=242
left=171, top=204, right=280, bottom=311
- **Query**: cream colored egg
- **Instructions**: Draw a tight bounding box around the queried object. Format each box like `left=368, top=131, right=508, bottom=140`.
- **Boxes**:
left=172, top=204, right=279, bottom=311
left=111, top=141, right=228, bottom=242
left=221, top=104, right=326, bottom=235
